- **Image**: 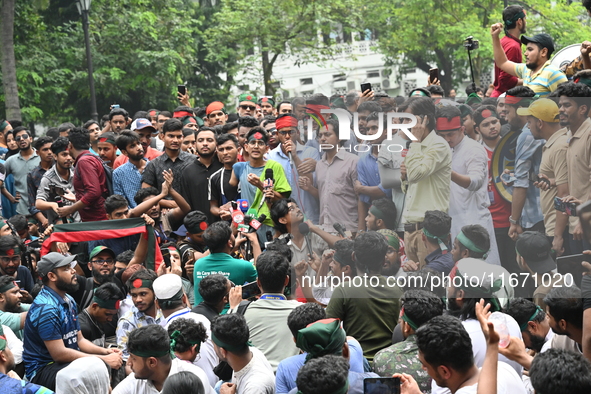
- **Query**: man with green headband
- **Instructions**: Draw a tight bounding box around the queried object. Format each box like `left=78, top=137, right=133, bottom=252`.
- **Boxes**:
left=374, top=290, right=444, bottom=393
left=258, top=97, right=276, bottom=117
left=113, top=324, right=214, bottom=394
left=212, top=314, right=274, bottom=394
left=504, top=298, right=552, bottom=353
left=0, top=324, right=53, bottom=394
left=407, top=210, right=454, bottom=275
left=78, top=282, right=124, bottom=348
left=237, top=93, right=258, bottom=117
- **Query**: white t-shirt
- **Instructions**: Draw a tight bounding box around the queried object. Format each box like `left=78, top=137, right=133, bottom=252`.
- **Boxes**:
left=113, top=358, right=215, bottom=394
left=233, top=347, right=275, bottom=394
left=432, top=361, right=527, bottom=394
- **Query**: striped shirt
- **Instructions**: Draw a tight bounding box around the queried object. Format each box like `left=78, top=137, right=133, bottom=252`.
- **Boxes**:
left=514, top=61, right=567, bottom=97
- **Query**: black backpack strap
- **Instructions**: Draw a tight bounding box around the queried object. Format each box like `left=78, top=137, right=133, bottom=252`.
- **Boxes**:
left=236, top=300, right=252, bottom=315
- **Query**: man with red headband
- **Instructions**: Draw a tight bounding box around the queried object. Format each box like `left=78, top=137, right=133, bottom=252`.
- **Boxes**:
left=492, top=5, right=526, bottom=97
left=237, top=93, right=258, bottom=117
left=206, top=101, right=228, bottom=126
left=435, top=106, right=500, bottom=265
left=268, top=114, right=320, bottom=224
left=96, top=132, right=118, bottom=168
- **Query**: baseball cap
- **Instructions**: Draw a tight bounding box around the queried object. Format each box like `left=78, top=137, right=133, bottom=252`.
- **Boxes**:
left=521, top=34, right=555, bottom=57
left=515, top=231, right=556, bottom=274
left=153, top=274, right=183, bottom=301
left=173, top=224, right=188, bottom=237
left=516, top=98, right=560, bottom=123
left=89, top=246, right=116, bottom=261
left=37, top=252, right=77, bottom=278
left=130, top=118, right=156, bottom=132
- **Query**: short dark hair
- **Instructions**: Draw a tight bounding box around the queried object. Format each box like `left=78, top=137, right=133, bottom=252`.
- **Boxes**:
left=161, top=371, right=205, bottom=394
left=68, top=127, right=90, bottom=150
left=104, top=194, right=128, bottom=214
left=457, top=224, right=490, bottom=259
left=116, top=250, right=135, bottom=265
left=357, top=101, right=382, bottom=114
left=34, top=136, right=53, bottom=151
left=354, top=231, right=388, bottom=273
left=416, top=315, right=474, bottom=374
left=260, top=116, right=276, bottom=127
left=423, top=210, right=451, bottom=246
left=503, top=5, right=525, bottom=29
left=264, top=240, right=293, bottom=262
left=109, top=108, right=129, bottom=121
left=221, top=122, right=238, bottom=134
left=504, top=298, right=546, bottom=331
left=505, top=86, right=536, bottom=108
left=245, top=126, right=269, bottom=143
left=167, top=317, right=208, bottom=353
left=238, top=116, right=259, bottom=128
left=160, top=111, right=172, bottom=118
left=202, top=221, right=232, bottom=253
left=116, top=130, right=140, bottom=152
left=256, top=251, right=290, bottom=294
left=544, top=286, right=583, bottom=329
left=198, top=274, right=229, bottom=305
left=51, top=137, right=70, bottom=155
left=83, top=120, right=99, bottom=130
left=426, top=85, right=445, bottom=97
left=12, top=127, right=30, bottom=139
left=94, top=282, right=124, bottom=306
left=277, top=100, right=292, bottom=111
left=270, top=198, right=296, bottom=234
left=57, top=122, right=75, bottom=135
left=585, top=0, right=591, bottom=12
left=7, top=215, right=26, bottom=232
left=45, top=128, right=59, bottom=140
left=134, top=111, right=148, bottom=121
left=128, top=324, right=171, bottom=362
left=162, top=118, right=183, bottom=134
left=296, top=355, right=349, bottom=394
left=183, top=211, right=209, bottom=235
left=529, top=348, right=591, bottom=394
left=403, top=97, right=436, bottom=131
left=370, top=198, right=398, bottom=230
left=211, top=314, right=250, bottom=355
left=552, top=82, right=591, bottom=108
left=0, top=275, right=17, bottom=293
left=402, top=290, right=445, bottom=329
left=332, top=239, right=355, bottom=269
left=134, top=187, right=159, bottom=206
left=287, top=303, right=326, bottom=338
left=216, top=133, right=238, bottom=147
left=324, top=118, right=340, bottom=143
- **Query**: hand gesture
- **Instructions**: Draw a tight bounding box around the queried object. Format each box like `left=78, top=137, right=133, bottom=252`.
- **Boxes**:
left=220, top=383, right=237, bottom=394
left=402, top=260, right=419, bottom=272
left=427, top=77, right=441, bottom=86
left=297, top=158, right=316, bottom=175
left=298, top=176, right=312, bottom=191
left=295, top=260, right=309, bottom=278
left=229, top=285, right=243, bottom=310
left=533, top=174, right=553, bottom=191
left=475, top=299, right=499, bottom=345
left=177, top=91, right=191, bottom=107
left=308, top=251, right=321, bottom=272
left=162, top=169, right=174, bottom=193
left=581, top=41, right=591, bottom=56
left=392, top=373, right=423, bottom=394
left=490, top=23, right=503, bottom=38
left=358, top=89, right=375, bottom=105
left=411, top=115, right=429, bottom=142
left=247, top=173, right=263, bottom=189
left=141, top=213, right=155, bottom=227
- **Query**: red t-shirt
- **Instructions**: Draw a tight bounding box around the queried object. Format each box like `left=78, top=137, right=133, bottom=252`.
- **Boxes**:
left=492, top=33, right=522, bottom=98
left=484, top=145, right=511, bottom=228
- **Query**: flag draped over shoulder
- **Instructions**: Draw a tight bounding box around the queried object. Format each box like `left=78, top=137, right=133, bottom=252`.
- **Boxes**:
left=41, top=218, right=161, bottom=271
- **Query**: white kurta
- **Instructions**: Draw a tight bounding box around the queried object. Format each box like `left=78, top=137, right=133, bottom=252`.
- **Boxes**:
left=449, top=137, right=500, bottom=265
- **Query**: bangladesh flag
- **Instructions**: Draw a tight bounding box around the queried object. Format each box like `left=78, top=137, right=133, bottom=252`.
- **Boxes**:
left=41, top=217, right=162, bottom=271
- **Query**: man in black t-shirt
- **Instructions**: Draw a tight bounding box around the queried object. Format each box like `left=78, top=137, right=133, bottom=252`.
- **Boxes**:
left=209, top=134, right=240, bottom=222
left=78, top=282, right=124, bottom=347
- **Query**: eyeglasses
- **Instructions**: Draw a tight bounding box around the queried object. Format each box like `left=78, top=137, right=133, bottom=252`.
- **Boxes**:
left=240, top=105, right=256, bottom=111
left=278, top=130, right=294, bottom=136
left=248, top=140, right=266, bottom=147
left=91, top=259, right=115, bottom=266
left=15, top=134, right=30, bottom=141
left=0, top=256, right=20, bottom=264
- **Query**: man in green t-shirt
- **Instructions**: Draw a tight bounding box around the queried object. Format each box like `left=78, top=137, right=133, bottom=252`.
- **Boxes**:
left=0, top=276, right=29, bottom=340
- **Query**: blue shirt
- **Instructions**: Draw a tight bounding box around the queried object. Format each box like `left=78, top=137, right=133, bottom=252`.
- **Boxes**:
left=23, top=286, right=80, bottom=379
left=268, top=144, right=321, bottom=224
left=424, top=247, right=455, bottom=275
left=233, top=162, right=265, bottom=206
left=113, top=159, right=149, bottom=208
left=357, top=152, right=391, bottom=205
left=276, top=338, right=366, bottom=394
left=514, top=127, right=544, bottom=228
left=0, top=373, right=53, bottom=394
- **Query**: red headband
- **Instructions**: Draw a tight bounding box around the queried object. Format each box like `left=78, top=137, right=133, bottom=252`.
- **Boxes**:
left=206, top=101, right=226, bottom=115
left=173, top=111, right=194, bottom=118
left=276, top=116, right=298, bottom=130
left=436, top=116, right=461, bottom=131
left=505, top=95, right=522, bottom=105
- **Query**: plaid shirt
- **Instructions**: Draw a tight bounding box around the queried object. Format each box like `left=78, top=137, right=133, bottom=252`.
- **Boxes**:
left=113, top=159, right=149, bottom=208
left=26, top=165, right=48, bottom=216
left=116, top=306, right=164, bottom=361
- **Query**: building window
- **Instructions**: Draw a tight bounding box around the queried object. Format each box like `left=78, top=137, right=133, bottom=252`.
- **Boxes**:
left=300, top=78, right=313, bottom=85
left=367, top=70, right=380, bottom=79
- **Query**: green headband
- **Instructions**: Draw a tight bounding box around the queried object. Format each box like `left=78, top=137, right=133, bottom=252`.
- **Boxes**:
left=574, top=76, right=591, bottom=89
left=0, top=280, right=18, bottom=294
left=369, top=205, right=386, bottom=220
left=332, top=251, right=348, bottom=267
left=0, top=121, right=9, bottom=133
left=92, top=293, right=121, bottom=310
left=211, top=332, right=251, bottom=353
left=519, top=305, right=543, bottom=331
left=400, top=306, right=419, bottom=331
left=130, top=278, right=153, bottom=290
left=130, top=347, right=172, bottom=358
left=505, top=10, right=526, bottom=28
left=298, top=380, right=349, bottom=394
left=457, top=231, right=489, bottom=258
left=296, top=319, right=346, bottom=363
left=423, top=227, right=448, bottom=252
left=377, top=229, right=400, bottom=251
left=170, top=330, right=202, bottom=353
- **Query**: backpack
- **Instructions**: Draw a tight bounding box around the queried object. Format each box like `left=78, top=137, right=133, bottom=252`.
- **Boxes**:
left=78, top=153, right=114, bottom=197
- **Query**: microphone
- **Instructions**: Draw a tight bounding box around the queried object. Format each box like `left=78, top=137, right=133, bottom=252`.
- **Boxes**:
left=298, top=222, right=314, bottom=259
left=333, top=222, right=347, bottom=238
left=248, top=214, right=266, bottom=233
left=288, top=151, right=293, bottom=163
left=237, top=199, right=249, bottom=213
left=264, top=168, right=274, bottom=203
left=231, top=201, right=244, bottom=226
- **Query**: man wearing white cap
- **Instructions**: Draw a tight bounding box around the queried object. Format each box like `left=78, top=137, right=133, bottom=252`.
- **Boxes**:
left=153, top=274, right=218, bottom=388
left=113, top=118, right=162, bottom=169
left=23, top=253, right=122, bottom=391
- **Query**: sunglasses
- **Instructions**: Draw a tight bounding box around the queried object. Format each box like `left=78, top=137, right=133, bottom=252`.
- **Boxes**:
left=15, top=134, right=30, bottom=141
left=240, top=105, right=256, bottom=111
left=278, top=130, right=294, bottom=136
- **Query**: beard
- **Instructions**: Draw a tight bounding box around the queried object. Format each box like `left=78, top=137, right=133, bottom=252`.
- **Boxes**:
left=129, top=152, right=145, bottom=161
left=528, top=332, right=547, bottom=353
left=5, top=298, right=21, bottom=313
left=92, top=266, right=114, bottom=285
left=198, top=149, right=215, bottom=159
left=447, top=297, right=462, bottom=313
left=56, top=275, right=79, bottom=293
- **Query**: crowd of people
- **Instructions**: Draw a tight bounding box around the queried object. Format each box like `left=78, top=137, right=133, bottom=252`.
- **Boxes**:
left=2, top=2, right=591, bottom=394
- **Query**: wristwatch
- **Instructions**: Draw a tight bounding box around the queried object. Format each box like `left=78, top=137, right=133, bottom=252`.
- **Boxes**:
left=509, top=216, right=519, bottom=225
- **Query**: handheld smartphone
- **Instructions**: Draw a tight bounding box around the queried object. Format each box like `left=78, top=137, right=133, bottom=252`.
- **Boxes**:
left=578, top=199, right=591, bottom=244
left=556, top=254, right=585, bottom=287
left=363, top=377, right=401, bottom=394
left=429, top=68, right=439, bottom=83
left=110, top=104, right=120, bottom=110
left=537, top=175, right=551, bottom=187
left=360, top=83, right=372, bottom=93
left=177, top=85, right=186, bottom=96
left=500, top=173, right=516, bottom=184
left=241, top=281, right=261, bottom=299
left=161, top=248, right=171, bottom=268
left=554, top=196, right=578, bottom=216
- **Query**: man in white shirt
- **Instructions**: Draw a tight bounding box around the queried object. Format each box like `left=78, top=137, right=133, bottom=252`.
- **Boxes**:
left=213, top=314, right=275, bottom=394
left=435, top=105, right=500, bottom=265
left=113, top=324, right=214, bottom=394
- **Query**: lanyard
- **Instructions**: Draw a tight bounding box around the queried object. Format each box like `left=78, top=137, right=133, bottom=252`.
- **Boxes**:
left=260, top=294, right=286, bottom=300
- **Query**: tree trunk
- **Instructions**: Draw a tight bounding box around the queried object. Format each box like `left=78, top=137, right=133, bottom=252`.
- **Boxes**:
left=0, top=0, right=22, bottom=121
left=261, top=49, right=274, bottom=96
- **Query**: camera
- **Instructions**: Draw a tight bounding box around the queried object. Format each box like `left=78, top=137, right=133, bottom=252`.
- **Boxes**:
left=464, top=36, right=479, bottom=51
